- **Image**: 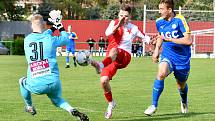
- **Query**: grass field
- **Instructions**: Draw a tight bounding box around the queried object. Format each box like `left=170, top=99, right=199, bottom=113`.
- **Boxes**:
left=0, top=55, right=215, bottom=121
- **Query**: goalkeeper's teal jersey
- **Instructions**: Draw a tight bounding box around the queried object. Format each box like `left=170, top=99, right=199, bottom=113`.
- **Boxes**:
left=24, top=29, right=69, bottom=86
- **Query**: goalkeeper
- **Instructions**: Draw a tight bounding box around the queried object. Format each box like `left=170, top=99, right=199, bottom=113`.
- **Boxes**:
left=19, top=11, right=89, bottom=121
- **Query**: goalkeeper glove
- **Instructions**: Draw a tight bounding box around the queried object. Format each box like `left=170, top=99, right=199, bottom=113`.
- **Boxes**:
left=48, top=10, right=64, bottom=30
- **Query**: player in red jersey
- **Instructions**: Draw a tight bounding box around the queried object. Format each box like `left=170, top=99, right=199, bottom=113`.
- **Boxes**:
left=90, top=4, right=151, bottom=119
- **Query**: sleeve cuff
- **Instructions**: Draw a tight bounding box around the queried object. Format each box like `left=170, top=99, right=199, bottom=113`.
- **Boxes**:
left=59, top=27, right=65, bottom=32
left=50, top=27, right=57, bottom=33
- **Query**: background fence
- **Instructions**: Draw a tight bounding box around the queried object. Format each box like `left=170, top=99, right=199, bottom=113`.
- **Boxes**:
left=143, top=5, right=215, bottom=58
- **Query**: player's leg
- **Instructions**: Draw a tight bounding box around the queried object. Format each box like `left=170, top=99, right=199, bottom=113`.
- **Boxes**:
left=101, top=47, right=104, bottom=56
left=177, top=80, right=188, bottom=113
left=98, top=47, right=101, bottom=56
left=102, top=48, right=118, bottom=67
left=65, top=48, right=71, bottom=68
left=100, top=64, right=117, bottom=119
left=144, top=59, right=172, bottom=116
left=90, top=46, right=93, bottom=55
left=19, top=77, right=36, bottom=115
left=100, top=50, right=131, bottom=119
left=174, top=66, right=190, bottom=113
left=47, top=81, right=89, bottom=120
left=71, top=47, right=77, bottom=67
left=91, top=48, right=118, bottom=74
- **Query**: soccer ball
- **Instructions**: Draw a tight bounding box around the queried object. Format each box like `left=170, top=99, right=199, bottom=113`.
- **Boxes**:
left=76, top=50, right=91, bottom=66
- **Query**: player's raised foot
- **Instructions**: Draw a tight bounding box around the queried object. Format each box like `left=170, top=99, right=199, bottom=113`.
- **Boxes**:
left=25, top=106, right=37, bottom=115
left=70, top=109, right=89, bottom=121
left=181, top=101, right=188, bottom=114
left=65, top=65, right=70, bottom=68
left=144, top=105, right=157, bottom=116
left=90, top=60, right=102, bottom=74
left=105, top=100, right=116, bottom=119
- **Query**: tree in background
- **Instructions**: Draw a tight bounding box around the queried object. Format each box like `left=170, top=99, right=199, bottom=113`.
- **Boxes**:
left=1, top=0, right=213, bottom=21
left=0, top=0, right=26, bottom=21
left=85, top=7, right=101, bottom=20
left=37, top=1, right=54, bottom=22
left=101, top=3, right=120, bottom=20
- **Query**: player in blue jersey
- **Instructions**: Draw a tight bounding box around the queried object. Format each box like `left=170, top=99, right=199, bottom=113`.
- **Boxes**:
left=18, top=12, right=89, bottom=121
left=144, top=0, right=193, bottom=116
left=65, top=25, right=78, bottom=68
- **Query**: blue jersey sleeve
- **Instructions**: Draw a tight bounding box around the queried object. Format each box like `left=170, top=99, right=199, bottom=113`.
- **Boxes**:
left=52, top=31, right=69, bottom=47
left=43, top=29, right=53, bottom=35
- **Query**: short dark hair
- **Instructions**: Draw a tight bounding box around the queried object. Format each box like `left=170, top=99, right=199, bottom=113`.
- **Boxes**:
left=160, top=0, right=174, bottom=10
left=120, top=4, right=131, bottom=14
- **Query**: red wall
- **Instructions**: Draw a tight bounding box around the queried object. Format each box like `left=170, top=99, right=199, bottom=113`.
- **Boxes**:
left=54, top=20, right=213, bottom=53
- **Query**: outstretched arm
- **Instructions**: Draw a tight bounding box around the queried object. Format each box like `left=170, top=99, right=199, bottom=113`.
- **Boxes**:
left=160, top=33, right=192, bottom=46
left=136, top=29, right=151, bottom=44
left=152, top=37, right=162, bottom=63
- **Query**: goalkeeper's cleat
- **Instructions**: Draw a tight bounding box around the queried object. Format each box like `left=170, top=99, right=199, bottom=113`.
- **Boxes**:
left=144, top=105, right=157, bottom=116
left=25, top=106, right=37, bottom=115
left=181, top=101, right=188, bottom=114
left=105, top=100, right=116, bottom=119
left=70, top=109, right=89, bottom=121
left=90, top=60, right=102, bottom=74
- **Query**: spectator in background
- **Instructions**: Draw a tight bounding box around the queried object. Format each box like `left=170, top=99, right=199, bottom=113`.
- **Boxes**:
left=98, top=36, right=105, bottom=56
left=105, top=38, right=109, bottom=50
left=135, top=38, right=142, bottom=57
left=137, top=42, right=143, bottom=57
left=131, top=43, right=137, bottom=57
left=86, top=37, right=96, bottom=55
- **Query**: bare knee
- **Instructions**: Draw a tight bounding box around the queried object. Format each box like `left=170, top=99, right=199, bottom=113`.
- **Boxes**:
left=177, top=81, right=186, bottom=89
left=109, top=48, right=118, bottom=61
left=157, top=72, right=166, bottom=80
left=100, top=77, right=109, bottom=87
left=100, top=76, right=111, bottom=92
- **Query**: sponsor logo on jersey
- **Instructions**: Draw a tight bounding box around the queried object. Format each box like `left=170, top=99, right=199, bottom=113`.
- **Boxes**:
left=161, top=30, right=179, bottom=38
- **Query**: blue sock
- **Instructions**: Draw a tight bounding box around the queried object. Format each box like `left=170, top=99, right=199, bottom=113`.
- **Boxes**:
left=179, top=83, right=188, bottom=104
left=152, top=79, right=164, bottom=107
left=66, top=56, right=70, bottom=64
left=19, top=83, right=32, bottom=106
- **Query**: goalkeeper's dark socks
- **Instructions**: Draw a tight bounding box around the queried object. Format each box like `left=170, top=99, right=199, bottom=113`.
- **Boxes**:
left=152, top=79, right=164, bottom=107
left=179, top=83, right=188, bottom=104
left=73, top=56, right=76, bottom=62
left=102, top=57, right=112, bottom=67
left=104, top=91, right=113, bottom=102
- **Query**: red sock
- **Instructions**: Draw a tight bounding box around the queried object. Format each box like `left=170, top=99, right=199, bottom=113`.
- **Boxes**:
left=102, top=57, right=112, bottom=67
left=104, top=91, right=113, bottom=102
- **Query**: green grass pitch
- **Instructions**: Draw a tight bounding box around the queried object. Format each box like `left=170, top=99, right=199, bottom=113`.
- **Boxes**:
left=0, top=55, right=215, bottom=121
